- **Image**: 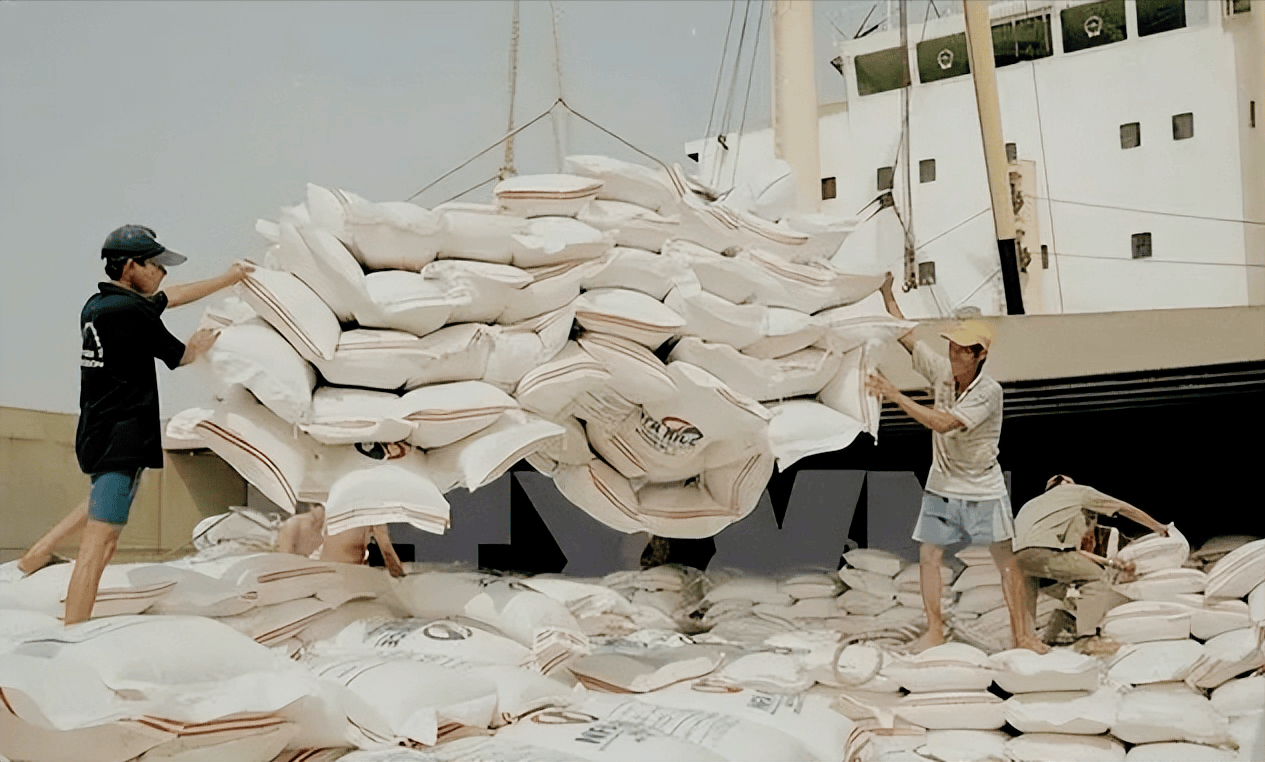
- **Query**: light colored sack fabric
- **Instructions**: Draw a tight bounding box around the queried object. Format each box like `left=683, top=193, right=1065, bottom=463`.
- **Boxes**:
left=814, top=304, right=917, bottom=354
left=166, top=553, right=338, bottom=608
left=566, top=646, right=723, bottom=693
left=711, top=651, right=814, bottom=694
left=1117, top=525, right=1190, bottom=576
left=740, top=248, right=885, bottom=312
left=331, top=618, right=531, bottom=667
left=883, top=643, right=996, bottom=694
left=510, top=216, right=614, bottom=268
left=343, top=196, right=444, bottom=271
left=837, top=589, right=899, bottom=616
left=499, top=257, right=602, bottom=324
left=395, top=381, right=517, bottom=449
left=194, top=390, right=315, bottom=512
left=483, top=304, right=574, bottom=391
left=356, top=270, right=468, bottom=337
left=1005, top=732, right=1126, bottom=762
left=564, top=154, right=679, bottom=214
left=844, top=549, right=907, bottom=578
left=665, top=283, right=771, bottom=349
left=817, top=342, right=882, bottom=439
left=955, top=585, right=1007, bottom=615
left=301, top=387, right=411, bottom=446
left=216, top=597, right=336, bottom=646
left=662, top=238, right=783, bottom=304
left=893, top=691, right=1006, bottom=731
left=917, top=730, right=1010, bottom=762
left=952, top=564, right=1003, bottom=592
left=838, top=567, right=900, bottom=599
left=419, top=260, right=532, bottom=325
left=434, top=209, right=528, bottom=265
left=515, top=343, right=610, bottom=419
left=896, top=563, right=951, bottom=592
left=1111, top=681, right=1231, bottom=745
left=189, top=508, right=278, bottom=553
left=740, top=308, right=826, bottom=360
left=581, top=246, right=697, bottom=300
left=553, top=459, right=644, bottom=535
left=323, top=457, right=450, bottom=537
left=129, top=719, right=297, bottom=762
left=989, top=648, right=1100, bottom=694
left=1003, top=688, right=1119, bottom=734
left=494, top=174, right=603, bottom=218
left=577, top=200, right=680, bottom=252
left=1100, top=600, right=1192, bottom=643
left=1114, top=567, right=1208, bottom=601
left=237, top=267, right=342, bottom=363
left=956, top=545, right=995, bottom=567
left=1124, top=742, right=1237, bottom=761
left=1210, top=674, right=1265, bottom=718
left=0, top=563, right=175, bottom=619
left=274, top=221, right=370, bottom=323
left=668, top=339, right=840, bottom=402
left=1204, top=539, right=1265, bottom=600
left=1178, top=595, right=1252, bottom=640
left=1186, top=627, right=1265, bottom=689
left=312, top=327, right=480, bottom=391
left=1106, top=639, right=1205, bottom=685
left=207, top=319, right=316, bottom=426
left=576, top=334, right=678, bottom=404
left=575, top=288, right=685, bottom=348
left=304, top=182, right=353, bottom=247
left=427, top=409, right=564, bottom=492
left=703, top=577, right=790, bottom=606
left=780, top=572, right=844, bottom=600
left=461, top=580, right=589, bottom=674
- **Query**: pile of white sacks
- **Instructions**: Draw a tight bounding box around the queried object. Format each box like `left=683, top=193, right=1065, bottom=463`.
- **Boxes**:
left=164, top=154, right=911, bottom=543
left=1, top=528, right=1259, bottom=761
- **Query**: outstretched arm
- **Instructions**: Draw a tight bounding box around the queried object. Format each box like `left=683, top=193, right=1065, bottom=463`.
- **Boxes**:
left=1112, top=501, right=1169, bottom=536
left=879, top=272, right=917, bottom=354
left=179, top=328, right=219, bottom=366
left=867, top=372, right=965, bottom=434
left=371, top=525, right=407, bottom=577
left=165, top=262, right=254, bottom=308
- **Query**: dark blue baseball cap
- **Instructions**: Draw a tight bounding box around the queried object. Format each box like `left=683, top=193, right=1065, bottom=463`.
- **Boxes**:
left=101, top=225, right=187, bottom=267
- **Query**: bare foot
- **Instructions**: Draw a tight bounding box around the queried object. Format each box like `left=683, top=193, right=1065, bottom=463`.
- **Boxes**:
left=17, top=552, right=69, bottom=577
left=1013, top=635, right=1051, bottom=654
left=903, top=629, right=947, bottom=654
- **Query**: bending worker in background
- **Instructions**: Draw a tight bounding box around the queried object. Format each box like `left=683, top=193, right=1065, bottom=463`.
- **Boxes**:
left=866, top=272, right=1047, bottom=653
left=277, top=504, right=407, bottom=578
left=1013, top=474, right=1169, bottom=644
left=18, top=225, right=250, bottom=624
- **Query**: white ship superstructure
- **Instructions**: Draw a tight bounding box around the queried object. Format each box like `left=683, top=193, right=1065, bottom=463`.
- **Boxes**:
left=689, top=0, right=1264, bottom=317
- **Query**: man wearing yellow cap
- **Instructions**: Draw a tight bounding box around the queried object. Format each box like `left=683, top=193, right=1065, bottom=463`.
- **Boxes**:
left=867, top=273, right=1046, bottom=653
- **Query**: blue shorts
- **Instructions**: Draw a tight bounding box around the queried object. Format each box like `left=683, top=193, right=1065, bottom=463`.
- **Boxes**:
left=87, top=469, right=144, bottom=526
left=912, top=491, right=1015, bottom=546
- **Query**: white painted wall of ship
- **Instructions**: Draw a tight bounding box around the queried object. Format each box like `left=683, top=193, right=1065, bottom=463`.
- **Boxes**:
left=689, top=0, right=1265, bottom=318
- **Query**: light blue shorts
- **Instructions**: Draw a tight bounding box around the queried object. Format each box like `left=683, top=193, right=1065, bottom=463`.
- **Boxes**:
left=87, top=469, right=144, bottom=526
left=912, top=491, right=1015, bottom=546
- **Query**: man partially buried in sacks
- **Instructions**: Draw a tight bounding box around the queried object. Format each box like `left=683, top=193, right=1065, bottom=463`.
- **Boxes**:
left=866, top=272, right=1046, bottom=653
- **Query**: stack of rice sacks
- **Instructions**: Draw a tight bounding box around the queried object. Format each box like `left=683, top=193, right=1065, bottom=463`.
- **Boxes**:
left=168, top=154, right=909, bottom=547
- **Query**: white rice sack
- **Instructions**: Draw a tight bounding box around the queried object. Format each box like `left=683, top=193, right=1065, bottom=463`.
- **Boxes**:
left=989, top=648, right=1100, bottom=694
left=355, top=270, right=468, bottom=337
left=581, top=246, right=697, bottom=300
left=1229, top=713, right=1265, bottom=762
left=1111, top=681, right=1231, bottom=745
left=703, top=577, right=789, bottom=606
left=206, top=319, right=316, bottom=425
left=343, top=196, right=445, bottom=271
left=1191, top=535, right=1259, bottom=565
left=917, top=730, right=1010, bottom=762
left=1100, top=601, right=1192, bottom=643
left=483, top=304, right=574, bottom=391
left=300, top=386, right=412, bottom=446
left=740, top=308, right=826, bottom=360
left=567, top=645, right=723, bottom=693
left=510, top=216, right=614, bottom=269
left=395, top=381, right=517, bottom=449
left=392, top=571, right=497, bottom=621
left=893, top=691, right=1006, bottom=731
left=896, top=563, right=951, bottom=592
left=1210, top=674, right=1265, bottom=718
left=956, top=545, right=994, bottom=567
left=1114, top=567, right=1208, bottom=601
left=955, top=585, right=1007, bottom=615
left=304, top=182, right=353, bottom=244
left=1106, top=639, right=1205, bottom=685
left=427, top=409, right=564, bottom=492
left=1006, top=732, right=1125, bottom=762
left=837, top=589, right=899, bottom=616
left=301, top=651, right=498, bottom=747
left=461, top=580, right=588, bottom=672
left=309, top=328, right=452, bottom=391
left=1178, top=594, right=1253, bottom=641
left=273, top=221, right=371, bottom=322
left=190, top=507, right=278, bottom=553
left=1003, top=688, right=1119, bottom=734
left=711, top=651, right=814, bottom=694
left=499, top=258, right=600, bottom=324
left=661, top=237, right=782, bottom=304
left=0, top=563, right=174, bottom=619
left=1124, top=742, right=1236, bottom=761
left=417, top=260, right=530, bottom=324
left=215, top=596, right=336, bottom=645
left=780, top=572, right=844, bottom=600
left=664, top=283, right=768, bottom=349
left=633, top=483, right=750, bottom=539
left=1204, top=538, right=1265, bottom=600
left=814, top=304, right=917, bottom=354
left=575, top=288, right=685, bottom=348
left=169, top=553, right=338, bottom=608
left=845, top=549, right=907, bottom=578
left=194, top=390, right=315, bottom=512
left=838, top=567, right=900, bottom=599
left=495, top=174, right=603, bottom=218
left=883, top=643, right=996, bottom=694
left=498, top=693, right=812, bottom=762
left=668, top=339, right=840, bottom=402
left=577, top=334, right=678, bottom=404
left=515, top=343, right=610, bottom=419
left=432, top=209, right=530, bottom=265
left=740, top=248, right=885, bottom=312
left=577, top=199, right=680, bottom=252
left=237, top=266, right=341, bottom=363
left=817, top=342, right=883, bottom=439
left=336, top=739, right=590, bottom=762
left=127, top=720, right=298, bottom=762
left=1186, top=627, right=1265, bottom=689
left=564, top=154, right=679, bottom=213
left=554, top=459, right=644, bottom=534
left=131, top=564, right=259, bottom=618
left=323, top=457, right=450, bottom=538
left=951, top=564, right=1002, bottom=592
left=1117, top=524, right=1190, bottom=576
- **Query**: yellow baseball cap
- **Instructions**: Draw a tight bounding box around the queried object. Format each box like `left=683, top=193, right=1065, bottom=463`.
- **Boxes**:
left=941, top=319, right=995, bottom=350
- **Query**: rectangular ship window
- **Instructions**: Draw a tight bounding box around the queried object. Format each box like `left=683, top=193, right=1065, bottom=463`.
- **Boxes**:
left=1120, top=122, right=1141, bottom=149
left=919, top=159, right=936, bottom=183
left=1137, top=0, right=1187, bottom=36
left=1062, top=0, right=1127, bottom=53
left=877, top=166, right=895, bottom=191
left=821, top=177, right=837, bottom=200
left=1173, top=112, right=1195, bottom=140
left=993, top=14, right=1053, bottom=68
left=1132, top=232, right=1153, bottom=259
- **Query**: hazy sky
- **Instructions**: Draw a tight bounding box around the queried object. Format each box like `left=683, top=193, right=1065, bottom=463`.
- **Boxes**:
left=0, top=0, right=933, bottom=416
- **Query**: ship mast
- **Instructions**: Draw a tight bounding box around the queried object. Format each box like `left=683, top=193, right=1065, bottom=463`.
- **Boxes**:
left=963, top=1, right=1025, bottom=314
left=771, top=0, right=821, bottom=213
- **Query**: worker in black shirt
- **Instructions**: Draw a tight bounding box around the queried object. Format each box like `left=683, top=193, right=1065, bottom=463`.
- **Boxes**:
left=19, top=224, right=250, bottom=624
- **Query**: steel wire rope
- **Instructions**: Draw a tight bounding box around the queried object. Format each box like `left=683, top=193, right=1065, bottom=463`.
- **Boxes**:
left=705, top=1, right=741, bottom=142
left=1045, top=251, right=1265, bottom=269
left=1025, top=0, right=1066, bottom=313
left=439, top=174, right=502, bottom=206
left=1034, top=197, right=1265, bottom=226
left=713, top=0, right=756, bottom=187
left=549, top=0, right=567, bottom=170
left=730, top=0, right=766, bottom=188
